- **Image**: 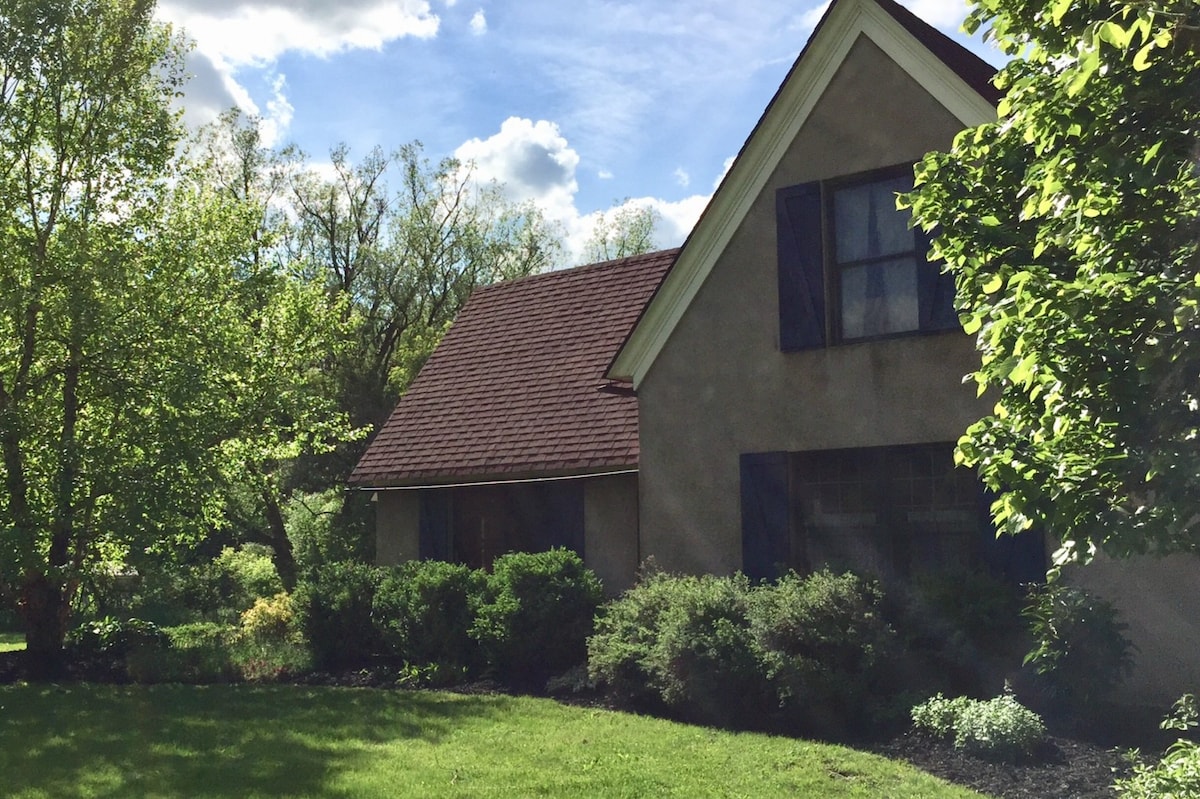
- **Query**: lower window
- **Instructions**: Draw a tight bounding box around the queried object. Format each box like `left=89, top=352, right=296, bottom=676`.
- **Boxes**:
left=741, top=444, right=1044, bottom=584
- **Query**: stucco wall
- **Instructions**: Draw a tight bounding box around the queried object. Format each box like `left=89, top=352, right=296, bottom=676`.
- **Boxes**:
left=638, top=36, right=985, bottom=575
left=373, top=475, right=639, bottom=591
left=374, top=490, right=420, bottom=566
left=583, top=473, right=640, bottom=594
left=1064, top=553, right=1200, bottom=707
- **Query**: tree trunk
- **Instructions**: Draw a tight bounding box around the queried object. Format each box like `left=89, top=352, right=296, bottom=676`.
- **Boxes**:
left=262, top=490, right=298, bottom=591
left=19, top=572, right=68, bottom=678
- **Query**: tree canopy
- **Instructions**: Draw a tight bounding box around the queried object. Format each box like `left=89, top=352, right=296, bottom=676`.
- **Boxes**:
left=0, top=0, right=355, bottom=666
left=907, top=0, right=1200, bottom=569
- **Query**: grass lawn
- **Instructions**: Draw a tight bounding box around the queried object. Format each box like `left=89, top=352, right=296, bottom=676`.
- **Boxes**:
left=0, top=631, right=24, bottom=652
left=0, top=683, right=986, bottom=798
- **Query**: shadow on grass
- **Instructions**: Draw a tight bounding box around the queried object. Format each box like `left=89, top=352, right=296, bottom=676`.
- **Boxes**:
left=0, top=684, right=518, bottom=798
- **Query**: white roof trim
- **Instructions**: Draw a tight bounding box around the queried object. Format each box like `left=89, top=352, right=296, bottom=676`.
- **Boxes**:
left=608, top=0, right=997, bottom=387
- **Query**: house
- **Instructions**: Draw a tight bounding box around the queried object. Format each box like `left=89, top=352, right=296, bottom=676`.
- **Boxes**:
left=352, top=0, right=1200, bottom=704
left=348, top=250, right=674, bottom=590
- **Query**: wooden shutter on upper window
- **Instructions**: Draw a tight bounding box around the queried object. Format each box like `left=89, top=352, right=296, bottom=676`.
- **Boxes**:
left=740, top=451, right=791, bottom=581
left=915, top=225, right=959, bottom=331
left=777, top=183, right=826, bottom=350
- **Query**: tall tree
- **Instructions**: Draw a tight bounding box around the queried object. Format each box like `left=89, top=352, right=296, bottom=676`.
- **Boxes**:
left=181, top=111, right=354, bottom=589
left=0, top=0, right=354, bottom=666
left=582, top=201, right=660, bottom=264
left=906, top=0, right=1200, bottom=569
left=288, top=144, right=562, bottom=443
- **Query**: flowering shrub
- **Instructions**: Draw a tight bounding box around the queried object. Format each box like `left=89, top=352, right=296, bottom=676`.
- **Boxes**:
left=912, top=692, right=1046, bottom=760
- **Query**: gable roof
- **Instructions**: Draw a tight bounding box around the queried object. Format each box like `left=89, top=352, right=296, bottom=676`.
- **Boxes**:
left=349, top=249, right=678, bottom=488
left=607, top=0, right=999, bottom=387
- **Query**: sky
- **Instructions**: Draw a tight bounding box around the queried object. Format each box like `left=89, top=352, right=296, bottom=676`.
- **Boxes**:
left=155, top=0, right=1002, bottom=263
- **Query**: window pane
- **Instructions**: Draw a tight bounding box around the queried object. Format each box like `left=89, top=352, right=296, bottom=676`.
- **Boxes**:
left=833, top=175, right=914, bottom=263
left=840, top=257, right=918, bottom=338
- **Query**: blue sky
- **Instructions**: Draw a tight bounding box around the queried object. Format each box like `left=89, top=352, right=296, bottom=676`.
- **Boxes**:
left=157, top=0, right=1000, bottom=261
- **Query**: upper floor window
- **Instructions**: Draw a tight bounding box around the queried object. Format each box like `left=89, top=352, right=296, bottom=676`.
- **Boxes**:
left=832, top=174, right=920, bottom=339
left=776, top=165, right=958, bottom=351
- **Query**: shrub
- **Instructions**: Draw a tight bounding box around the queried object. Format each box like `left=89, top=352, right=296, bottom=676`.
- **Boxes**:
left=642, top=573, right=766, bottom=728
left=213, top=545, right=284, bottom=615
left=66, top=617, right=171, bottom=682
left=374, top=561, right=485, bottom=679
left=1022, top=582, right=1134, bottom=711
left=1117, top=695, right=1200, bottom=798
left=590, top=568, right=904, bottom=736
left=293, top=561, right=383, bottom=671
left=128, top=622, right=238, bottom=683
left=588, top=569, right=684, bottom=708
left=912, top=692, right=1046, bottom=759
left=911, top=693, right=975, bottom=740
left=751, top=569, right=899, bottom=734
left=471, top=549, right=603, bottom=688
left=239, top=592, right=300, bottom=647
left=66, top=616, right=170, bottom=660
left=894, top=570, right=1027, bottom=697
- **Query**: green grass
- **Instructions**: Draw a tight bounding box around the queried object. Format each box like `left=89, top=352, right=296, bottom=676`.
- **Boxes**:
left=0, top=631, right=24, bottom=652
left=0, top=684, right=986, bottom=798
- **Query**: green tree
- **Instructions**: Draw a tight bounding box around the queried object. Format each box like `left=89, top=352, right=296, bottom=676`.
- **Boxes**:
left=0, top=0, right=355, bottom=668
left=582, top=201, right=660, bottom=263
left=906, top=0, right=1200, bottom=568
left=182, top=111, right=356, bottom=590
left=287, top=143, right=562, bottom=447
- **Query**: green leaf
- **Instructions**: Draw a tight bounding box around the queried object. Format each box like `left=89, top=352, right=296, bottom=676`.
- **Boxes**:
left=1132, top=41, right=1156, bottom=70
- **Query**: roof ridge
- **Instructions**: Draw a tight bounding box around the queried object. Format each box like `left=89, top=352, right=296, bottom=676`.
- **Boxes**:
left=476, top=247, right=680, bottom=296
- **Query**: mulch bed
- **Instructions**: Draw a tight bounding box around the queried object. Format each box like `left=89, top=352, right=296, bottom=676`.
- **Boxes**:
left=0, top=649, right=1160, bottom=799
left=870, top=730, right=1135, bottom=799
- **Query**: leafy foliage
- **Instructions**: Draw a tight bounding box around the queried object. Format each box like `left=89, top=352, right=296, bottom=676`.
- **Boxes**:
left=0, top=1, right=356, bottom=669
left=893, top=570, right=1028, bottom=697
left=750, top=570, right=899, bottom=734
left=582, top=201, right=661, bottom=263
left=1022, top=582, right=1134, bottom=710
left=912, top=692, right=1046, bottom=760
left=1117, top=694, right=1200, bottom=798
left=373, top=560, right=485, bottom=679
left=293, top=561, right=383, bottom=671
left=906, top=0, right=1200, bottom=563
left=588, top=569, right=685, bottom=708
left=589, top=569, right=906, bottom=737
left=470, top=549, right=603, bottom=688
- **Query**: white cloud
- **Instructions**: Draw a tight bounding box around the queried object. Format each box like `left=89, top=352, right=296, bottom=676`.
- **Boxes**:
left=453, top=117, right=714, bottom=265
left=160, top=0, right=439, bottom=66
left=795, top=1, right=830, bottom=32
left=455, top=117, right=581, bottom=220
left=159, top=0, right=439, bottom=133
left=258, top=74, right=295, bottom=149
left=902, top=0, right=971, bottom=30
left=597, top=169, right=614, bottom=180
left=469, top=9, right=487, bottom=35
left=673, top=167, right=690, bottom=188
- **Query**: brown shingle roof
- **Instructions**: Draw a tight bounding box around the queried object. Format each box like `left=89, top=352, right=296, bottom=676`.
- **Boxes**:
left=349, top=249, right=678, bottom=487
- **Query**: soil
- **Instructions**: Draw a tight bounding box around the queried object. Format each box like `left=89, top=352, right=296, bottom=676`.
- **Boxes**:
left=869, top=730, right=1135, bottom=799
left=0, top=650, right=1159, bottom=799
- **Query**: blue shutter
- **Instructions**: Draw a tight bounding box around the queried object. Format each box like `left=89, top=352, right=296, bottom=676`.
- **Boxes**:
left=916, top=225, right=959, bottom=331
left=741, top=452, right=790, bottom=581
left=777, top=183, right=826, bottom=350
left=977, top=485, right=1046, bottom=584
left=536, top=481, right=585, bottom=557
left=419, top=489, right=451, bottom=561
